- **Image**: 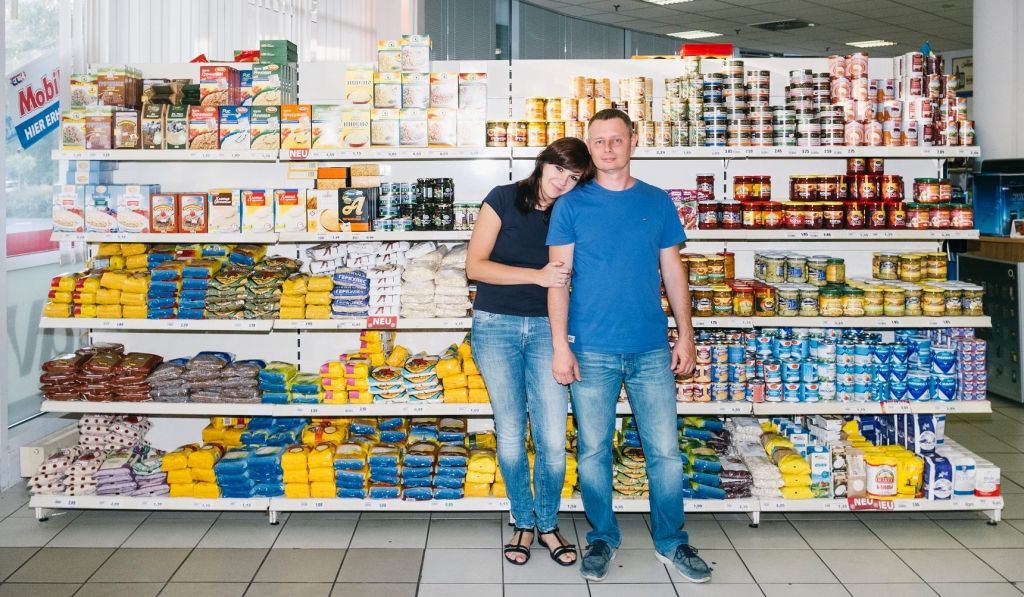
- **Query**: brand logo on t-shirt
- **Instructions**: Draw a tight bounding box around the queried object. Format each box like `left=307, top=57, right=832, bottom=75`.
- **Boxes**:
left=567, top=335, right=575, bottom=343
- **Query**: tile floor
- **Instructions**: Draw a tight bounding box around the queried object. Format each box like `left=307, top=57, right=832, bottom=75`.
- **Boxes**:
left=6, top=400, right=1024, bottom=596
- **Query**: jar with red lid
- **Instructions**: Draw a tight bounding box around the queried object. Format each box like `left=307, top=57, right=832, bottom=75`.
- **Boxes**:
left=763, top=203, right=784, bottom=229
left=929, top=203, right=951, bottom=229
left=720, top=201, right=741, bottom=229
left=698, top=202, right=720, bottom=229
left=863, top=201, right=886, bottom=229
left=804, top=203, right=824, bottom=229
left=885, top=201, right=907, bottom=228
left=906, top=203, right=930, bottom=229
left=951, top=204, right=973, bottom=229
left=847, top=157, right=867, bottom=175
left=733, top=177, right=753, bottom=201
left=793, top=176, right=817, bottom=201
left=836, top=175, right=850, bottom=201
left=856, top=175, right=878, bottom=200
left=741, top=202, right=763, bottom=229
left=784, top=203, right=806, bottom=229
left=818, top=176, right=839, bottom=201
left=758, top=176, right=772, bottom=200
left=697, top=173, right=716, bottom=200
left=868, top=157, right=885, bottom=174
left=879, top=175, right=903, bottom=201
left=845, top=201, right=866, bottom=229
left=823, top=202, right=845, bottom=229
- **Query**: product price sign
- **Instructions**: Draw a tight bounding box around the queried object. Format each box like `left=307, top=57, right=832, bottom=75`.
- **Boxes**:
left=847, top=497, right=896, bottom=511
left=288, top=148, right=310, bottom=160
left=365, top=316, right=398, bottom=329
left=881, top=401, right=912, bottom=414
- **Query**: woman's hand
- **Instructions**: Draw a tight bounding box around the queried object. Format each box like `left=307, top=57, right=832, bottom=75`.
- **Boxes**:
left=535, top=261, right=572, bottom=288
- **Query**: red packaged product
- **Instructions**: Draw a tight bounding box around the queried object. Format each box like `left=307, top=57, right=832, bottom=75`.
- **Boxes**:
left=41, top=353, right=91, bottom=374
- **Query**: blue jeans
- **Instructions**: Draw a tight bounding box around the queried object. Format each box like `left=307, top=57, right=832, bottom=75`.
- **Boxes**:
left=472, top=310, right=569, bottom=532
left=571, top=348, right=688, bottom=555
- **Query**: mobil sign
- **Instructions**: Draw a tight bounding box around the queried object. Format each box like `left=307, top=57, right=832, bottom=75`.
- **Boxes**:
left=7, top=51, right=60, bottom=149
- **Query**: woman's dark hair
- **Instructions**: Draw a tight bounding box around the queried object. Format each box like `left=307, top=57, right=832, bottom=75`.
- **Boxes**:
left=514, top=137, right=595, bottom=220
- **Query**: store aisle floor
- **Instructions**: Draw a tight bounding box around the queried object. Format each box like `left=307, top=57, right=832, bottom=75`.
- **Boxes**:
left=6, top=400, right=1024, bottom=596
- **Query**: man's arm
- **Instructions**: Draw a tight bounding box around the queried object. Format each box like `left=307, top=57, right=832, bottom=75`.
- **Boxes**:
left=660, top=245, right=695, bottom=375
left=549, top=243, right=580, bottom=385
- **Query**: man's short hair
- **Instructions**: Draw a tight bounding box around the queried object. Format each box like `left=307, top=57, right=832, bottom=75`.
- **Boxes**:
left=588, top=109, right=633, bottom=134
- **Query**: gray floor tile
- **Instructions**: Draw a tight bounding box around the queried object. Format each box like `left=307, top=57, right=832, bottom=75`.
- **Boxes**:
left=0, top=584, right=80, bottom=597
left=429, top=512, right=503, bottom=519
left=784, top=512, right=859, bottom=521
left=335, top=549, right=423, bottom=583
left=0, top=547, right=37, bottom=582
left=584, top=548, right=673, bottom=584
left=501, top=544, right=586, bottom=583
left=358, top=512, right=430, bottom=520
left=145, top=511, right=221, bottom=520
left=759, top=585, right=852, bottom=597
left=672, top=549, right=753, bottom=584
left=426, top=519, right=502, bottom=549
left=791, top=520, right=887, bottom=550
left=816, top=549, right=921, bottom=584
left=417, top=584, right=505, bottom=597
left=122, top=518, right=214, bottom=549
left=999, top=495, right=1024, bottom=520
left=74, top=583, right=165, bottom=597
left=685, top=520, right=733, bottom=550
left=855, top=511, right=931, bottom=520
left=860, top=519, right=963, bottom=549
left=171, top=548, right=268, bottom=583
left=667, top=587, right=765, bottom=597
left=350, top=518, right=429, bottom=549
left=332, top=583, right=417, bottom=597
left=0, top=495, right=29, bottom=520
left=893, top=549, right=1004, bottom=583
left=217, top=512, right=281, bottom=521
left=572, top=517, right=655, bottom=549
left=244, top=583, right=332, bottom=597
left=977, top=453, right=1024, bottom=472
left=0, top=516, right=75, bottom=547
left=273, top=519, right=356, bottom=549
left=589, top=584, right=677, bottom=597
left=46, top=516, right=145, bottom=548
left=721, top=521, right=810, bottom=550
left=936, top=519, right=1024, bottom=548
left=7, top=547, right=113, bottom=583
left=845, top=585, right=938, bottom=597
left=286, top=512, right=361, bottom=520
left=737, top=549, right=837, bottom=584
left=91, top=548, right=191, bottom=583
left=158, top=583, right=248, bottom=597
left=75, top=511, right=149, bottom=523
left=970, top=548, right=1024, bottom=582
left=196, top=519, right=282, bottom=549
left=254, top=548, right=344, bottom=583
left=420, top=549, right=502, bottom=584
left=929, top=583, right=1024, bottom=597
left=952, top=435, right=1020, bottom=453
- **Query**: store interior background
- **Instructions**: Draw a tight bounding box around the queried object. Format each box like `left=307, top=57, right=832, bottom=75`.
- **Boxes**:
left=0, top=0, right=997, bottom=490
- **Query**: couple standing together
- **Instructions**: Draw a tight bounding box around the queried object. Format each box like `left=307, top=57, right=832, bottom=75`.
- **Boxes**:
left=466, top=108, right=711, bottom=583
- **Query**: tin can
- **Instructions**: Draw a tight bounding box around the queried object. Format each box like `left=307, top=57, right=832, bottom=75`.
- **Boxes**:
left=486, top=121, right=508, bottom=147
left=783, top=382, right=802, bottom=403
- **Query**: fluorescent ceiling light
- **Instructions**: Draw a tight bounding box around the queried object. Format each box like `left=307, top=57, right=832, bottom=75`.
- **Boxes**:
left=847, top=40, right=897, bottom=48
left=668, top=30, right=723, bottom=39
left=642, top=0, right=695, bottom=4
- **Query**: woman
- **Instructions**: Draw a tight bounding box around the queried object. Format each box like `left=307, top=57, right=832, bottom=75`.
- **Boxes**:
left=467, top=137, right=595, bottom=566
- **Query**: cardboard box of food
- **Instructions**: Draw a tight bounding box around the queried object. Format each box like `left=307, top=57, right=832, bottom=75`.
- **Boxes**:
left=70, top=74, right=98, bottom=107
left=350, top=164, right=380, bottom=177
left=402, top=72, right=430, bottom=109
left=219, top=106, right=251, bottom=151
left=280, top=104, right=312, bottom=150
left=430, top=72, right=459, bottom=108
left=400, top=34, right=431, bottom=73
left=65, top=171, right=113, bottom=185
left=307, top=189, right=340, bottom=233
left=150, top=193, right=178, bottom=233
left=61, top=109, right=87, bottom=150
left=344, top=63, right=374, bottom=106
left=374, top=73, right=402, bottom=109
left=311, top=104, right=343, bottom=149
left=251, top=63, right=297, bottom=106
left=52, top=185, right=85, bottom=233
left=240, top=70, right=253, bottom=107
left=188, top=106, right=220, bottom=150
left=199, top=65, right=240, bottom=106
left=427, top=108, right=457, bottom=147
left=274, top=189, right=307, bottom=233
left=317, top=167, right=348, bottom=179
left=399, top=108, right=427, bottom=147
left=240, top=189, right=274, bottom=233
left=116, top=184, right=157, bottom=233
left=339, top=187, right=378, bottom=232
left=207, top=189, right=241, bottom=233
left=141, top=104, right=166, bottom=149
left=341, top=107, right=371, bottom=148
left=370, top=108, right=400, bottom=146
left=179, top=193, right=208, bottom=233
left=378, top=40, right=402, bottom=73
left=457, top=107, right=486, bottom=147
left=165, top=105, right=189, bottom=149
left=85, top=106, right=115, bottom=150
left=114, top=110, right=140, bottom=149
left=250, top=105, right=281, bottom=150
left=458, top=73, right=488, bottom=109
left=84, top=185, right=120, bottom=233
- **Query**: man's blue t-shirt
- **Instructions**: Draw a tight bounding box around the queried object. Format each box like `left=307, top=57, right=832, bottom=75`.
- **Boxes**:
left=546, top=179, right=686, bottom=354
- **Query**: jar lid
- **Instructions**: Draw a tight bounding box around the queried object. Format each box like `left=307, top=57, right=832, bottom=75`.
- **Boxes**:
left=827, top=258, right=845, bottom=264
left=843, top=288, right=864, bottom=296
left=820, top=287, right=844, bottom=295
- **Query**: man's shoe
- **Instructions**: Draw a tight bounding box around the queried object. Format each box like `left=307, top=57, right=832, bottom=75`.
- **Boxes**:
left=579, top=539, right=615, bottom=581
left=656, top=543, right=712, bottom=583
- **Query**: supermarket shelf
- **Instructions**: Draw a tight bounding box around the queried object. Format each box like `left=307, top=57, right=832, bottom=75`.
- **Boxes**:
left=685, top=229, right=979, bottom=241
left=40, top=401, right=275, bottom=416
left=752, top=401, right=992, bottom=416
left=30, top=495, right=271, bottom=511
left=677, top=317, right=755, bottom=328
left=52, top=150, right=278, bottom=162
left=275, top=318, right=471, bottom=330
left=273, top=403, right=493, bottom=417
left=39, top=318, right=275, bottom=332
left=740, top=316, right=991, bottom=329
left=513, top=146, right=980, bottom=160
left=281, top=147, right=511, bottom=161
left=759, top=496, right=1004, bottom=513
left=619, top=401, right=752, bottom=416
left=269, top=497, right=758, bottom=513
left=50, top=232, right=279, bottom=244
left=278, top=231, right=473, bottom=243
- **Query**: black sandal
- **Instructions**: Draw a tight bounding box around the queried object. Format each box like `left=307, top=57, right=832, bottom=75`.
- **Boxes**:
left=539, top=527, right=577, bottom=566
left=504, top=526, right=534, bottom=565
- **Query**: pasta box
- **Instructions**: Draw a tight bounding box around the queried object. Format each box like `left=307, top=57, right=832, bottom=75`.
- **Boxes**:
left=150, top=193, right=179, bottom=233
left=178, top=193, right=208, bottom=233
left=52, top=185, right=85, bottom=233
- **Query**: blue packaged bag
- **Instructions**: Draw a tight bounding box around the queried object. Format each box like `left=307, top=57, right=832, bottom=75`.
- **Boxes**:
left=402, top=487, right=433, bottom=501
left=337, top=486, right=367, bottom=499
left=402, top=477, right=432, bottom=489
left=368, top=484, right=399, bottom=499
left=433, top=475, right=464, bottom=489
left=434, top=466, right=467, bottom=479
left=261, top=392, right=291, bottom=404
left=432, top=487, right=464, bottom=500
left=214, top=450, right=251, bottom=476
left=253, top=482, right=285, bottom=497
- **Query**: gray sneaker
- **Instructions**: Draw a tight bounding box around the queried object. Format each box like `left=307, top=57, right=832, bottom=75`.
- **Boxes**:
left=579, top=539, right=616, bottom=581
left=657, top=543, right=712, bottom=583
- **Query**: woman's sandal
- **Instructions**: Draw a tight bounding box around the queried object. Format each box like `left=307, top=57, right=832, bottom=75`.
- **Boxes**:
left=504, top=527, right=534, bottom=565
left=539, top=527, right=577, bottom=566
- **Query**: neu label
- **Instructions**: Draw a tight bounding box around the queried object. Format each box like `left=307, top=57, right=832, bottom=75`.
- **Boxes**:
left=365, top=316, right=397, bottom=329
left=847, top=497, right=896, bottom=511
left=289, top=148, right=309, bottom=160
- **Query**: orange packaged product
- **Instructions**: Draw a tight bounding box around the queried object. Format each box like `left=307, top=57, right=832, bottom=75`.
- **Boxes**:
left=280, top=105, right=312, bottom=150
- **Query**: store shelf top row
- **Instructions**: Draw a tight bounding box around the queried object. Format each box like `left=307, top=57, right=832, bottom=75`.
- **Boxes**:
left=52, top=145, right=981, bottom=162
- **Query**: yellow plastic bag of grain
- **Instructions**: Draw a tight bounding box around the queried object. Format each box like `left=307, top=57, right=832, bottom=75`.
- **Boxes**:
left=169, top=483, right=195, bottom=498
left=192, top=468, right=217, bottom=483
left=194, top=482, right=221, bottom=499
left=285, top=483, right=311, bottom=499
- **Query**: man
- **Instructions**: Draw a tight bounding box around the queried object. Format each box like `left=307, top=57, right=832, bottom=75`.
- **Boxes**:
left=546, top=109, right=710, bottom=583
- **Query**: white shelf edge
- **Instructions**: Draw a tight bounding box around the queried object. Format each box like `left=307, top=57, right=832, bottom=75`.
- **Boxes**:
left=280, top=147, right=510, bottom=161
left=39, top=318, right=275, bottom=332
left=53, top=150, right=279, bottom=162
left=50, top=232, right=279, bottom=244
left=512, top=146, right=980, bottom=159
left=273, top=403, right=493, bottom=417
left=752, top=401, right=992, bottom=416
left=278, top=231, right=473, bottom=243
left=30, top=495, right=271, bottom=511
left=738, top=316, right=991, bottom=329
left=686, top=230, right=979, bottom=241
left=40, top=401, right=276, bottom=416
left=759, top=497, right=1003, bottom=513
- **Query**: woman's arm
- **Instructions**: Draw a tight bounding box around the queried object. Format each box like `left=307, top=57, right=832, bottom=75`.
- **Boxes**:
left=466, top=202, right=569, bottom=287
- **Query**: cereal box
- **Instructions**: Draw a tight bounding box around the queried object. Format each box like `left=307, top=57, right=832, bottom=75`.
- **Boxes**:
left=280, top=104, right=312, bottom=150
left=306, top=189, right=340, bottom=233
left=116, top=184, right=156, bottom=233
left=342, top=107, right=371, bottom=148
left=85, top=106, right=115, bottom=150
left=179, top=193, right=208, bottom=233
left=400, top=34, right=431, bottom=73
left=374, top=73, right=402, bottom=109
left=150, top=193, right=178, bottom=233
left=344, top=63, right=374, bottom=106
left=199, top=65, right=240, bottom=106
left=458, top=73, right=488, bottom=109
left=219, top=106, right=251, bottom=151
left=165, top=105, right=189, bottom=149
left=430, top=72, right=459, bottom=109
left=70, top=74, right=98, bottom=107
left=208, top=189, right=241, bottom=233
left=378, top=40, right=402, bottom=73
left=251, top=63, right=296, bottom=106
left=240, top=189, right=274, bottom=233
left=427, top=108, right=457, bottom=147
left=60, top=109, right=87, bottom=149
left=370, top=109, right=400, bottom=147
left=115, top=110, right=140, bottom=149
left=339, top=187, right=377, bottom=232
left=250, top=105, right=281, bottom=150
left=274, top=189, right=307, bottom=233
left=84, top=185, right=119, bottom=233
left=402, top=73, right=430, bottom=109
left=141, top=104, right=166, bottom=149
left=52, top=185, right=85, bottom=233
left=311, top=105, right=343, bottom=149
left=188, top=106, right=220, bottom=150
left=457, top=108, right=486, bottom=147
left=399, top=109, right=428, bottom=147
left=240, top=70, right=253, bottom=107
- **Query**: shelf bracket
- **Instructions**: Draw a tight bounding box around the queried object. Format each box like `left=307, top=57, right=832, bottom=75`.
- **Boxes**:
left=269, top=510, right=279, bottom=525
left=986, top=508, right=1002, bottom=525
left=747, top=511, right=759, bottom=528
left=35, top=507, right=48, bottom=522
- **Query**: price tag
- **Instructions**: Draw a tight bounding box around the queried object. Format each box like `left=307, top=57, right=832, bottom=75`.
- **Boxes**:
left=710, top=149, right=723, bottom=157
left=466, top=406, right=483, bottom=414
left=164, top=320, right=190, bottom=329
left=821, top=320, right=845, bottom=327
left=785, top=231, right=812, bottom=239
left=148, top=500, right=165, bottom=509
left=851, top=404, right=871, bottom=414
left=773, top=148, right=785, bottom=155
left=451, top=319, right=469, bottom=328
left=937, top=403, right=958, bottom=413
left=194, top=501, right=213, bottom=509
left=231, top=321, right=261, bottom=330
left=960, top=500, right=977, bottom=509
left=689, top=501, right=705, bottom=511
left=799, top=148, right=811, bottom=155
left=381, top=150, right=400, bottom=158
left=653, top=149, right=668, bottom=156
left=875, top=319, right=902, bottom=328
left=564, top=501, right=580, bottom=511
left=227, top=152, right=244, bottom=159
left=761, top=500, right=787, bottom=511
left=723, top=148, right=736, bottom=156
left=681, top=149, right=694, bottom=156
left=301, top=320, right=316, bottom=328
left=65, top=498, right=77, bottom=507
left=612, top=502, right=626, bottom=511
left=409, top=405, right=426, bottom=414
left=940, top=319, right=954, bottom=326
left=822, top=501, right=847, bottom=511
left=357, top=406, right=369, bottom=413
left=52, top=497, right=65, bottom=506
left=297, top=405, right=321, bottom=416
left=881, top=231, right=896, bottom=239
left=409, top=150, right=425, bottom=158
left=732, top=501, right=752, bottom=511
left=923, top=148, right=936, bottom=156
left=460, top=149, right=482, bottom=158
left=823, top=148, right=835, bottom=155
left=436, top=150, right=451, bottom=158
left=377, top=501, right=389, bottom=509
left=716, top=403, right=746, bottom=415
left=100, top=320, right=126, bottom=328
left=882, top=401, right=912, bottom=414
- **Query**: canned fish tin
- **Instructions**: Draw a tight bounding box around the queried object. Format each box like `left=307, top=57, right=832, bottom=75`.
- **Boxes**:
left=373, top=218, right=395, bottom=232
left=395, top=217, right=413, bottom=231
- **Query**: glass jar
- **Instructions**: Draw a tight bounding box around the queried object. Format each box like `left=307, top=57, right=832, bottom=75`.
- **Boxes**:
left=765, top=256, right=787, bottom=283
left=915, top=178, right=941, bottom=202
left=819, top=287, right=845, bottom=317
left=741, top=202, right=763, bottom=229
left=856, top=175, right=878, bottom=200
left=435, top=203, right=455, bottom=231
left=843, top=287, right=866, bottom=317
left=466, top=204, right=480, bottom=229
left=836, top=175, right=850, bottom=201
left=804, top=203, right=824, bottom=229
left=826, top=258, right=846, bottom=284
left=786, top=255, right=808, bottom=283
left=413, top=203, right=433, bottom=230
left=906, top=203, right=930, bottom=229
left=951, top=204, right=974, bottom=230
left=818, top=176, right=839, bottom=201
left=807, top=256, right=829, bottom=287
left=720, top=201, right=742, bottom=229
left=942, top=286, right=963, bottom=316
left=688, top=257, right=709, bottom=285
left=717, top=252, right=735, bottom=280
left=783, top=203, right=805, bottom=229
left=712, top=285, right=734, bottom=315
left=777, top=286, right=800, bottom=317
left=863, top=286, right=884, bottom=316
left=793, top=176, right=817, bottom=201
left=847, top=157, right=867, bottom=175
left=453, top=204, right=468, bottom=231
left=883, top=287, right=906, bottom=316
left=823, top=202, right=845, bottom=229
left=929, top=203, right=952, bottom=229
left=755, top=286, right=776, bottom=317
left=733, top=176, right=753, bottom=201
left=926, top=252, right=948, bottom=280
left=698, top=202, right=720, bottom=229
left=692, top=286, right=714, bottom=316
left=885, top=201, right=907, bottom=229
left=707, top=256, right=727, bottom=284
left=963, top=285, right=984, bottom=316
left=899, top=254, right=923, bottom=282
left=799, top=287, right=820, bottom=316
left=763, top=203, right=784, bottom=229
left=877, top=252, right=900, bottom=281
left=697, top=173, right=716, bottom=200
left=758, top=176, right=772, bottom=200
left=922, top=286, right=946, bottom=316
left=864, top=201, right=886, bottom=229
left=903, top=286, right=923, bottom=316
left=868, top=157, right=885, bottom=175
left=733, top=286, right=755, bottom=316
left=845, top=202, right=865, bottom=229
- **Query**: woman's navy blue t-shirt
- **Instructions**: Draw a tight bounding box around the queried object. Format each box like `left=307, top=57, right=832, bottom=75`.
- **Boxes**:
left=472, top=183, right=551, bottom=317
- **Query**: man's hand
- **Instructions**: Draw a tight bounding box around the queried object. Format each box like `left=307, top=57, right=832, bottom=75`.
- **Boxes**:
left=671, top=337, right=696, bottom=376
left=552, top=346, right=581, bottom=385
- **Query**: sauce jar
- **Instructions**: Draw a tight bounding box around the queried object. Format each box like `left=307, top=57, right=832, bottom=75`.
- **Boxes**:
left=777, top=285, right=800, bottom=316
left=863, top=201, right=886, bottom=229
left=845, top=202, right=865, bottom=229
left=799, top=287, right=820, bottom=316
left=717, top=252, right=735, bottom=280
left=819, top=287, right=845, bottom=317
left=741, top=202, right=763, bottom=229
left=763, top=203, right=784, bottom=229
left=847, top=157, right=867, bottom=175
left=823, top=202, right=845, bottom=229
left=906, top=203, right=930, bottom=229
left=883, top=286, right=906, bottom=316
left=712, top=285, right=734, bottom=315
left=885, top=201, right=907, bottom=229
left=784, top=204, right=806, bottom=229
left=962, top=285, right=984, bottom=316
left=765, top=256, right=787, bottom=283
left=804, top=203, right=824, bottom=228
left=793, top=176, right=817, bottom=201
left=692, top=286, right=714, bottom=316
left=807, top=256, right=829, bottom=287
left=733, top=286, right=755, bottom=316
left=733, top=176, right=753, bottom=201
left=903, top=285, right=923, bottom=316
left=877, top=252, right=900, bottom=280
left=698, top=202, right=720, bottom=229
left=915, top=178, right=941, bottom=203
left=836, top=175, right=850, bottom=201
left=899, top=254, right=923, bottom=282
left=864, top=286, right=885, bottom=316
left=922, top=286, right=945, bottom=316
left=754, top=285, right=776, bottom=317
left=707, top=256, right=727, bottom=284
left=951, top=204, right=974, bottom=229
left=689, top=256, right=709, bottom=285
left=929, top=203, right=951, bottom=229
left=939, top=179, right=953, bottom=202
left=758, top=176, right=772, bottom=200
left=843, top=287, right=866, bottom=317
left=856, top=175, right=878, bottom=200
left=879, top=175, right=903, bottom=201
left=697, top=173, right=716, bottom=200
left=818, top=176, right=839, bottom=201
left=786, top=255, right=808, bottom=283
left=942, top=285, right=963, bottom=316
left=720, top=201, right=742, bottom=229
left=826, top=258, right=846, bottom=284
left=507, top=121, right=528, bottom=146
left=926, top=252, right=948, bottom=280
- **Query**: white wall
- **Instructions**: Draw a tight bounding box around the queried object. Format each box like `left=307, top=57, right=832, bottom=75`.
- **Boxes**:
left=974, top=0, right=1021, bottom=161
